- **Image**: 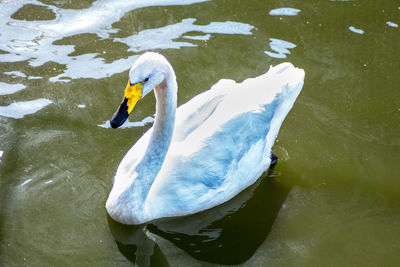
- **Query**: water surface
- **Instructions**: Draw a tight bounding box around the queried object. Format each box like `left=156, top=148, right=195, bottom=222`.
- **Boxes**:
left=1, top=0, right=400, bottom=266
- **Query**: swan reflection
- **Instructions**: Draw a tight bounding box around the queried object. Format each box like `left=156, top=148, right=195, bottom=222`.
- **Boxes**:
left=108, top=175, right=291, bottom=265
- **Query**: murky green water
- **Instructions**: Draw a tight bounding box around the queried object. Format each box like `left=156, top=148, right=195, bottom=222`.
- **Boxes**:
left=1, top=0, right=399, bottom=266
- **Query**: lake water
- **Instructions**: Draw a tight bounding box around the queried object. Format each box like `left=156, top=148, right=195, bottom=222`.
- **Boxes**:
left=1, top=0, right=399, bottom=266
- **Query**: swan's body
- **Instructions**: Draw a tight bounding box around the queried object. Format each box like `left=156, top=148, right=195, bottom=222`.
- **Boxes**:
left=106, top=52, right=304, bottom=225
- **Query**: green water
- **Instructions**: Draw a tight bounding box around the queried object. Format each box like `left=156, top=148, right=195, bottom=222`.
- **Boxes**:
left=1, top=0, right=399, bottom=266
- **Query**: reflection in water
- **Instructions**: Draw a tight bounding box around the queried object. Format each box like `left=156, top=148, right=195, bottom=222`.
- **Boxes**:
left=0, top=98, right=52, bottom=119
left=45, top=18, right=252, bottom=82
left=0, top=0, right=208, bottom=51
left=2, top=0, right=399, bottom=265
left=349, top=26, right=364, bottom=34
left=108, top=175, right=291, bottom=265
left=4, top=70, right=27, bottom=78
left=107, top=218, right=169, bottom=266
left=116, top=18, right=253, bottom=52
left=0, top=82, right=26, bottom=96
left=265, top=38, right=296, bottom=59
left=27, top=76, right=43, bottom=80
left=37, top=0, right=209, bottom=37
left=183, top=34, right=211, bottom=40
left=269, top=8, right=301, bottom=16
left=0, top=0, right=253, bottom=83
left=98, top=116, right=154, bottom=129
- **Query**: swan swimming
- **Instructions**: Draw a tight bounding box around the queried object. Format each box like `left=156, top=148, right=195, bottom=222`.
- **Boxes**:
left=106, top=52, right=304, bottom=225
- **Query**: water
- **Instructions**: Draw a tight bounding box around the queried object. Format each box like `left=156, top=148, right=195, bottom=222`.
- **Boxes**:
left=1, top=0, right=399, bottom=266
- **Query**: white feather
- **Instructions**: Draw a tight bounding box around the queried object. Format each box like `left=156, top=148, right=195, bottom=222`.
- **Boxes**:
left=106, top=52, right=304, bottom=224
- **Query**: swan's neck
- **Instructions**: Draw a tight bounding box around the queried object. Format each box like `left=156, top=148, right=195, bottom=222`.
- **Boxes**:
left=106, top=57, right=178, bottom=224
left=143, top=76, right=177, bottom=172
left=133, top=70, right=177, bottom=207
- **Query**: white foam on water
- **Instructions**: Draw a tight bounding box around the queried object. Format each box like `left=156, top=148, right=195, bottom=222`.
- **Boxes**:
left=269, top=8, right=301, bottom=16
left=349, top=26, right=364, bottom=34
left=265, top=38, right=296, bottom=59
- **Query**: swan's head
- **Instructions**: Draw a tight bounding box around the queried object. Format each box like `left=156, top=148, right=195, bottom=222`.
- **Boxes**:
left=110, top=52, right=172, bottom=128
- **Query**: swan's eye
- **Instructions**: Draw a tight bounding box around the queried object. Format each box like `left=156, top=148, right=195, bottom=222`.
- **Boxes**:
left=144, top=77, right=149, bottom=82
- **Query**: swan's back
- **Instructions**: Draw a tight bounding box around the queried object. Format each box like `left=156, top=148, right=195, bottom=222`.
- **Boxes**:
left=144, top=62, right=304, bottom=220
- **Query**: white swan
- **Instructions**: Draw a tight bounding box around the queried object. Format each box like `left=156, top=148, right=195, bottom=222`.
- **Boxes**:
left=106, top=52, right=304, bottom=225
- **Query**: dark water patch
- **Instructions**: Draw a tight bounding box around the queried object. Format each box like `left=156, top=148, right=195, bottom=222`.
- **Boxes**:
left=38, top=0, right=96, bottom=10
left=11, top=4, right=56, bottom=21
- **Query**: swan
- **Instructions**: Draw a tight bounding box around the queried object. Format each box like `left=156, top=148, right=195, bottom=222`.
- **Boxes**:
left=105, top=52, right=304, bottom=225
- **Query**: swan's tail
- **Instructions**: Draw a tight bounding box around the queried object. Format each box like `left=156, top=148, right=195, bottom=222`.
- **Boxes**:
left=264, top=63, right=305, bottom=157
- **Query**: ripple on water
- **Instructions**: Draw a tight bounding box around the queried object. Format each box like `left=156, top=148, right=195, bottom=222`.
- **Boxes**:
left=0, top=98, right=52, bottom=119
left=0, top=0, right=254, bottom=83
left=50, top=18, right=253, bottom=82
left=116, top=18, right=253, bottom=52
left=20, top=178, right=33, bottom=187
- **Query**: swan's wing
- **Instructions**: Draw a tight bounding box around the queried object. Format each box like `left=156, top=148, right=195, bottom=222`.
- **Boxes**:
left=172, top=78, right=236, bottom=142
left=145, top=106, right=274, bottom=219
left=145, top=63, right=304, bottom=219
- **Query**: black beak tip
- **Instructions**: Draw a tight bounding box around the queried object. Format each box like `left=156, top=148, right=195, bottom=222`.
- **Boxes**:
left=110, top=108, right=129, bottom=129
left=110, top=120, right=119, bottom=129
left=110, top=97, right=130, bottom=129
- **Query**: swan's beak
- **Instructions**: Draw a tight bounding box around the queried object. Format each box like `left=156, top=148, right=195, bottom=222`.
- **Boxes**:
left=110, top=80, right=143, bottom=128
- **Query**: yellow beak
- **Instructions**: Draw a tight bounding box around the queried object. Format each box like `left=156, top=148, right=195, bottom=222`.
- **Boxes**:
left=110, top=79, right=144, bottom=128
left=124, top=79, right=143, bottom=114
